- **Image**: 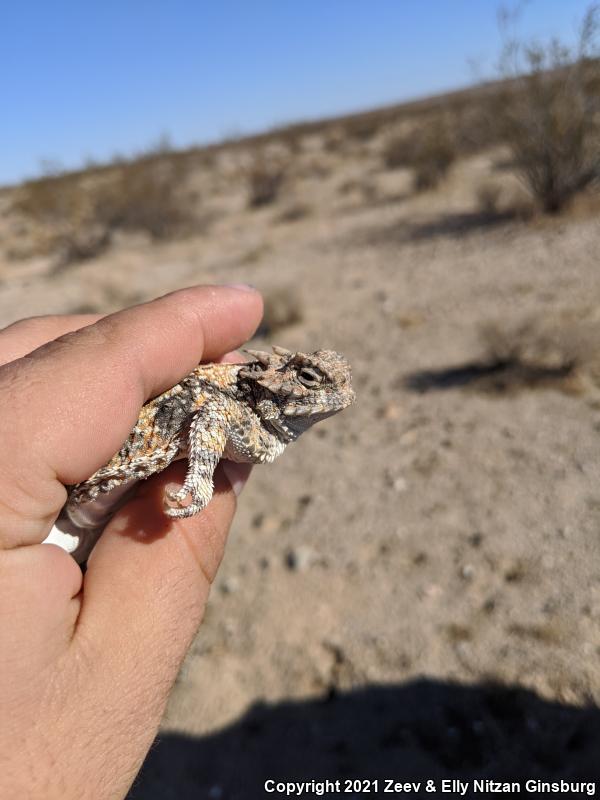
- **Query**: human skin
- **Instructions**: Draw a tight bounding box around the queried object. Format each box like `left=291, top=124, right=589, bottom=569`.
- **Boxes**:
left=0, top=285, right=263, bottom=799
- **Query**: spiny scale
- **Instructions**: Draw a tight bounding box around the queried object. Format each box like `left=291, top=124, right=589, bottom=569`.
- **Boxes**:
left=49, top=346, right=355, bottom=563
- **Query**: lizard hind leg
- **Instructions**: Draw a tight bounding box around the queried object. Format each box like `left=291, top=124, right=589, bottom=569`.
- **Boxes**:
left=164, top=464, right=215, bottom=518
left=164, top=399, right=227, bottom=519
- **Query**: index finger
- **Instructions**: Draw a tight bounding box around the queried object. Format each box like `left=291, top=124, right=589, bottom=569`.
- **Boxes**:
left=0, top=284, right=263, bottom=547
left=0, top=314, right=103, bottom=366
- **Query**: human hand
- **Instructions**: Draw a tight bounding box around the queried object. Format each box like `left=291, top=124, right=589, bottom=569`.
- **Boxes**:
left=0, top=285, right=263, bottom=798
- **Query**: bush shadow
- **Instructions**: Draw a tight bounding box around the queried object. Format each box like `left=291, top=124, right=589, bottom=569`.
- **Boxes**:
left=355, top=209, right=524, bottom=251
left=406, top=210, right=524, bottom=242
left=128, top=679, right=600, bottom=799
left=402, top=360, right=575, bottom=395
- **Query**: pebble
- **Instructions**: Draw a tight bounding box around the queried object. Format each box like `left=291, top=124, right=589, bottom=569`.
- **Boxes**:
left=219, top=576, right=240, bottom=595
left=258, top=555, right=271, bottom=571
left=381, top=402, right=401, bottom=420
left=285, top=545, right=316, bottom=572
left=468, top=531, right=483, bottom=547
left=393, top=476, right=408, bottom=493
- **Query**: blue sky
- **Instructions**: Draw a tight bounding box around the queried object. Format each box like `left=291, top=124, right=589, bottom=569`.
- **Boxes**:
left=0, top=0, right=593, bottom=185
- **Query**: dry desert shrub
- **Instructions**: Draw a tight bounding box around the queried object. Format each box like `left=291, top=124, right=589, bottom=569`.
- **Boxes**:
left=474, top=180, right=535, bottom=220
left=276, top=202, right=312, bottom=223
left=323, top=126, right=346, bottom=153
left=481, top=318, right=580, bottom=373
left=343, top=115, right=381, bottom=142
left=493, top=4, right=600, bottom=213
left=475, top=181, right=503, bottom=215
left=13, top=150, right=195, bottom=264
left=479, top=313, right=600, bottom=393
left=382, top=133, right=415, bottom=170
left=246, top=157, right=286, bottom=207
left=98, top=156, right=194, bottom=240
left=451, top=100, right=500, bottom=154
left=412, top=124, right=457, bottom=191
left=383, top=122, right=457, bottom=191
left=257, top=287, right=304, bottom=336
left=406, top=313, right=600, bottom=395
left=337, top=176, right=378, bottom=207
left=13, top=172, right=110, bottom=262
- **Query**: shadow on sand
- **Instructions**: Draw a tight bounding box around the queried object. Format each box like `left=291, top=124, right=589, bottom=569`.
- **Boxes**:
left=128, top=679, right=600, bottom=799
left=356, top=209, right=525, bottom=250
left=406, top=210, right=523, bottom=242
left=402, top=360, right=575, bottom=395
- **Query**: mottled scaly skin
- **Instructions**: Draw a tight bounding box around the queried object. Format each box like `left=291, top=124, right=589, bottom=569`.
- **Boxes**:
left=66, top=347, right=355, bottom=526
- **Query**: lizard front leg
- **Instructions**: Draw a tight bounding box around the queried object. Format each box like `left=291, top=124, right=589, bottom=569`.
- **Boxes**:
left=164, top=395, right=230, bottom=518
left=224, top=399, right=287, bottom=463
left=164, top=395, right=287, bottom=518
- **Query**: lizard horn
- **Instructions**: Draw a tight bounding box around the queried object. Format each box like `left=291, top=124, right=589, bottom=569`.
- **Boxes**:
left=272, top=345, right=293, bottom=358
left=244, top=349, right=272, bottom=365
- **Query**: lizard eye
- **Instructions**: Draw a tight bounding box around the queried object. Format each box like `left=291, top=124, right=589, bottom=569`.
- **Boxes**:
left=297, top=367, right=323, bottom=387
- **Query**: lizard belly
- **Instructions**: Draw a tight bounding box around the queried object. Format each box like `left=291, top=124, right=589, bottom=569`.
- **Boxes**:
left=223, top=435, right=286, bottom=464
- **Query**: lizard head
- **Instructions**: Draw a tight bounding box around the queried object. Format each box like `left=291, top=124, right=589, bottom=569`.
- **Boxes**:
left=240, top=346, right=355, bottom=436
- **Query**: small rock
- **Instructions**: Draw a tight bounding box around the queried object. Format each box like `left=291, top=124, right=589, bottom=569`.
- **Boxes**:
left=251, top=512, right=264, bottom=529
left=399, top=428, right=418, bottom=446
left=482, top=596, right=497, bottom=614
left=460, top=564, right=475, bottom=581
left=455, top=641, right=472, bottom=659
left=285, top=545, right=316, bottom=572
left=393, top=476, right=408, bottom=493
left=258, top=555, right=271, bottom=571
left=219, top=576, right=240, bottom=595
left=383, top=469, right=407, bottom=492
left=297, top=494, right=313, bottom=511
left=261, top=514, right=283, bottom=534
left=381, top=402, right=401, bottom=420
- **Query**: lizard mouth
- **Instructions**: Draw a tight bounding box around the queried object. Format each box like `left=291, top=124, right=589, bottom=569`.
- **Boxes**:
left=280, top=405, right=350, bottom=437
left=282, top=390, right=356, bottom=417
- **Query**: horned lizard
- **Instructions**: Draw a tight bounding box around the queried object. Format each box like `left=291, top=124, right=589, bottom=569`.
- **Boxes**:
left=45, top=346, right=355, bottom=562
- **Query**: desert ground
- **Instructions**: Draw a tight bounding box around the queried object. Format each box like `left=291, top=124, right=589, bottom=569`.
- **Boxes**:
left=2, top=92, right=600, bottom=797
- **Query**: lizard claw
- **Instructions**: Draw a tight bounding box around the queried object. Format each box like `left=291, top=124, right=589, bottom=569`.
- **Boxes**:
left=165, top=485, right=191, bottom=507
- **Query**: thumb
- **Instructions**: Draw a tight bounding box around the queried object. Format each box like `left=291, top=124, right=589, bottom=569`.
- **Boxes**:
left=66, top=461, right=246, bottom=771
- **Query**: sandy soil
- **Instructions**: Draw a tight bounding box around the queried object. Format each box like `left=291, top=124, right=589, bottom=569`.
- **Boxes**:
left=2, top=130, right=600, bottom=797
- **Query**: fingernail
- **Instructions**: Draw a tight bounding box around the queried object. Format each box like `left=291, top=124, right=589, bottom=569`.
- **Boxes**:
left=223, top=282, right=258, bottom=292
left=221, top=461, right=252, bottom=497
